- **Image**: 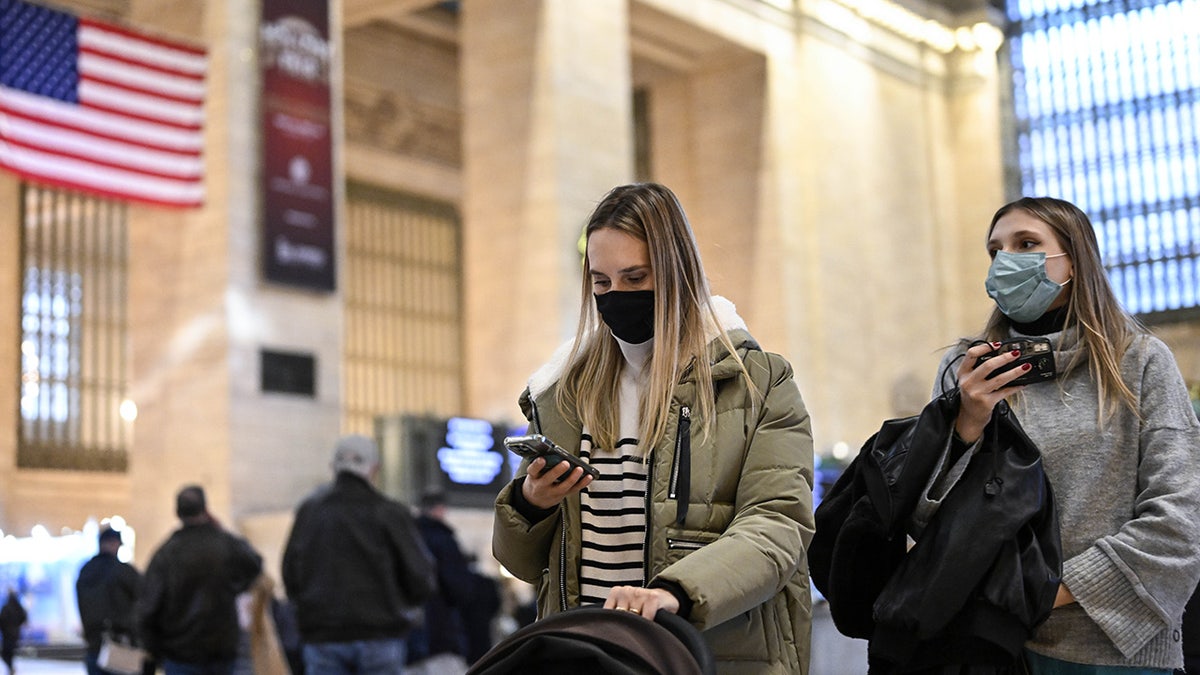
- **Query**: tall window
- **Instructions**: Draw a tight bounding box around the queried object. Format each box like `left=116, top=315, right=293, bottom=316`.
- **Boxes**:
left=1008, top=0, right=1200, bottom=318
left=343, top=183, right=463, bottom=435
left=19, top=186, right=130, bottom=471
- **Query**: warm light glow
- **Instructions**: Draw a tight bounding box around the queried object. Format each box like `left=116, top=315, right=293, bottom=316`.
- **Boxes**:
left=972, top=22, right=1005, bottom=53
left=812, top=0, right=1003, bottom=55
left=119, top=399, right=138, bottom=422
left=955, top=26, right=977, bottom=51
left=831, top=441, right=851, bottom=460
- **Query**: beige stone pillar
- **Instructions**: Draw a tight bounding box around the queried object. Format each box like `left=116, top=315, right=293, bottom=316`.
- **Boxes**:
left=0, top=175, right=18, bottom=532
left=939, top=44, right=1008, bottom=337
left=124, top=0, right=232, bottom=562
left=750, top=36, right=814, bottom=362
left=460, top=0, right=634, bottom=421
left=649, top=53, right=768, bottom=317
left=128, top=0, right=345, bottom=569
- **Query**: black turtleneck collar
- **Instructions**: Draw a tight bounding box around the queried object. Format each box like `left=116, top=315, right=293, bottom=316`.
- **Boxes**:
left=1011, top=304, right=1069, bottom=336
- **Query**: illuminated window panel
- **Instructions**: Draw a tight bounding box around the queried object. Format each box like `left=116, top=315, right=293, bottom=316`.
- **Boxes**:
left=18, top=185, right=130, bottom=471
left=1008, top=0, right=1200, bottom=316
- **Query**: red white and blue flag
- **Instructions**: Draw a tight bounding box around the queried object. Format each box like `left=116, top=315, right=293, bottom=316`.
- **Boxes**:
left=0, top=0, right=208, bottom=208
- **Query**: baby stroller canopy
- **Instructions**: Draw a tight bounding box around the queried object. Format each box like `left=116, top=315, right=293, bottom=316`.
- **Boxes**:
left=467, top=607, right=716, bottom=675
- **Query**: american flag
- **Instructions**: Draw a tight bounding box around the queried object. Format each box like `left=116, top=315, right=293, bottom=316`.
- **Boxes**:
left=0, top=0, right=208, bottom=208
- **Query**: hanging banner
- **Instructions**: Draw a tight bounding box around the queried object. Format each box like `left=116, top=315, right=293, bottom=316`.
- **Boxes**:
left=259, top=0, right=334, bottom=291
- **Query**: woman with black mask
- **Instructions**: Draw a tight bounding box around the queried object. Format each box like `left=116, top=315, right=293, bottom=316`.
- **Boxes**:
left=491, top=182, right=815, bottom=674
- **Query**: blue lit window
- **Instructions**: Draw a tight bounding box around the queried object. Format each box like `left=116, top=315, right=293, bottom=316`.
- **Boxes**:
left=18, top=186, right=130, bottom=471
left=1008, top=0, right=1200, bottom=316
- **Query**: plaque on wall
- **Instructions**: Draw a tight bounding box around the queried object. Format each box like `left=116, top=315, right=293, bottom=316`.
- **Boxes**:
left=260, top=348, right=316, bottom=397
left=260, top=0, right=335, bottom=291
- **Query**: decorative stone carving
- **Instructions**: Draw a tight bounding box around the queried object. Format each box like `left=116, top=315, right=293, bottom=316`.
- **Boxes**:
left=344, top=82, right=460, bottom=167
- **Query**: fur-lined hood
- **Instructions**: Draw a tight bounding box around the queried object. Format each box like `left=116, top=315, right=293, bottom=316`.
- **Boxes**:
left=525, top=295, right=750, bottom=401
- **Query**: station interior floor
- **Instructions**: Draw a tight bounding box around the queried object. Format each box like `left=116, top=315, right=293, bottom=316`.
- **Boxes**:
left=14, top=599, right=869, bottom=674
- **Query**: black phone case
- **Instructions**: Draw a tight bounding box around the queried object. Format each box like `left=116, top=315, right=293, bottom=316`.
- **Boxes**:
left=503, top=434, right=601, bottom=483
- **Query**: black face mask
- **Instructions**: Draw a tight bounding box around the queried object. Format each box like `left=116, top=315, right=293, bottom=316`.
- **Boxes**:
left=594, top=290, right=655, bottom=344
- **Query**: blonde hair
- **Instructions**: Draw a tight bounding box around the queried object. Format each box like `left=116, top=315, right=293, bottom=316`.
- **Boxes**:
left=557, top=183, right=752, bottom=453
left=983, top=197, right=1143, bottom=421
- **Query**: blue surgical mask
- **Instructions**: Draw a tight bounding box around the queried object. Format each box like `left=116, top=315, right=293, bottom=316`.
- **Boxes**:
left=985, top=250, right=1070, bottom=323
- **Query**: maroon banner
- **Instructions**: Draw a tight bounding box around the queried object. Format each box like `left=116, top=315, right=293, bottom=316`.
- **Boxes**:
left=260, top=0, right=335, bottom=291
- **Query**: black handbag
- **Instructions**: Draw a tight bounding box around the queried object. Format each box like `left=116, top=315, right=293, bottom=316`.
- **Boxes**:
left=809, top=390, right=1062, bottom=673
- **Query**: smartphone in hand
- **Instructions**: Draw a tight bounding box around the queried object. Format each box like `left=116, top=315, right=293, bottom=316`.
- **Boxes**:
left=503, top=434, right=600, bottom=483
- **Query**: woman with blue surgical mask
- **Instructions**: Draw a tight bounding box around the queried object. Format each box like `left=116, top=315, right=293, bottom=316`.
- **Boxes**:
left=933, top=197, right=1200, bottom=674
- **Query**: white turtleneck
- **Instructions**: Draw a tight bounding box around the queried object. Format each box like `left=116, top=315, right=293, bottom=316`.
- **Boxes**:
left=577, top=336, right=652, bottom=606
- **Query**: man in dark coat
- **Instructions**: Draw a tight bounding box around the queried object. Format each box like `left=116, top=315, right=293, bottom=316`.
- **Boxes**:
left=139, top=485, right=263, bottom=675
left=406, top=489, right=475, bottom=674
left=76, top=527, right=143, bottom=675
left=283, top=435, right=435, bottom=675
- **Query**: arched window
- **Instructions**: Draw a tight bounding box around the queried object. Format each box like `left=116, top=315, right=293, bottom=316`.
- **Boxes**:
left=19, top=185, right=130, bottom=470
left=1008, top=0, right=1200, bottom=318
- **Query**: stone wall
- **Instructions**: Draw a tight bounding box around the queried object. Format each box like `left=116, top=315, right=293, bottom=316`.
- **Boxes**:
left=1, top=0, right=1196, bottom=575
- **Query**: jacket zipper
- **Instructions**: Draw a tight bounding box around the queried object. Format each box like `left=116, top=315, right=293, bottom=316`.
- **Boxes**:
left=669, top=406, right=690, bottom=498
left=667, top=538, right=705, bottom=550
left=671, top=406, right=692, bottom=525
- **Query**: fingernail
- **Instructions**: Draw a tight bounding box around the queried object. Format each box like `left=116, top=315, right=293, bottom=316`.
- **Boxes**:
left=1010, top=350, right=1021, bottom=357
left=1022, top=363, right=1032, bottom=370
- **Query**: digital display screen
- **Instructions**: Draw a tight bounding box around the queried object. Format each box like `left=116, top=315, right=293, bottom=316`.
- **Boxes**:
left=409, top=416, right=516, bottom=508
left=378, top=415, right=530, bottom=509
left=436, top=417, right=506, bottom=487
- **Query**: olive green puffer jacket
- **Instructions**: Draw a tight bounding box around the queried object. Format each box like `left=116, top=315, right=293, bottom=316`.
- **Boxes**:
left=493, top=301, right=815, bottom=674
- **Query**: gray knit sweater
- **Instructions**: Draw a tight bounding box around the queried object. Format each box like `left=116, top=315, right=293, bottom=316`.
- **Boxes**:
left=934, top=327, right=1200, bottom=669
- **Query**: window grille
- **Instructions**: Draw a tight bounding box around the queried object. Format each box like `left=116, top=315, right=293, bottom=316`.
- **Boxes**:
left=1008, top=0, right=1200, bottom=318
left=18, top=185, right=130, bottom=471
left=343, top=183, right=463, bottom=435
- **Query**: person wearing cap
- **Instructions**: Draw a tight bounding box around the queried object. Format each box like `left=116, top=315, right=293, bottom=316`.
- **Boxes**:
left=76, top=527, right=143, bottom=675
left=283, top=435, right=435, bottom=675
left=138, top=485, right=263, bottom=675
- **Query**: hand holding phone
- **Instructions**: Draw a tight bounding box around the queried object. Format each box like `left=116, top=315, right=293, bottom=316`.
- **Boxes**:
left=503, top=434, right=601, bottom=484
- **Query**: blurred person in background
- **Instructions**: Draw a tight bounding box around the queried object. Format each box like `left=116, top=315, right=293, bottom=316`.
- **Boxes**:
left=139, top=485, right=264, bottom=675
left=76, top=526, right=145, bottom=675
left=283, top=435, right=434, bottom=675
left=0, top=589, right=26, bottom=675
left=406, top=489, right=472, bottom=675
left=460, top=560, right=500, bottom=665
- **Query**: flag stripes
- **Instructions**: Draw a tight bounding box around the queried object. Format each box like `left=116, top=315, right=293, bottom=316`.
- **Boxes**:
left=0, top=0, right=208, bottom=207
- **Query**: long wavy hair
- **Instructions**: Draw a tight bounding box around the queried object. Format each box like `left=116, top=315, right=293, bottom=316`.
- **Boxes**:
left=557, top=183, right=751, bottom=454
left=982, top=196, right=1143, bottom=420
